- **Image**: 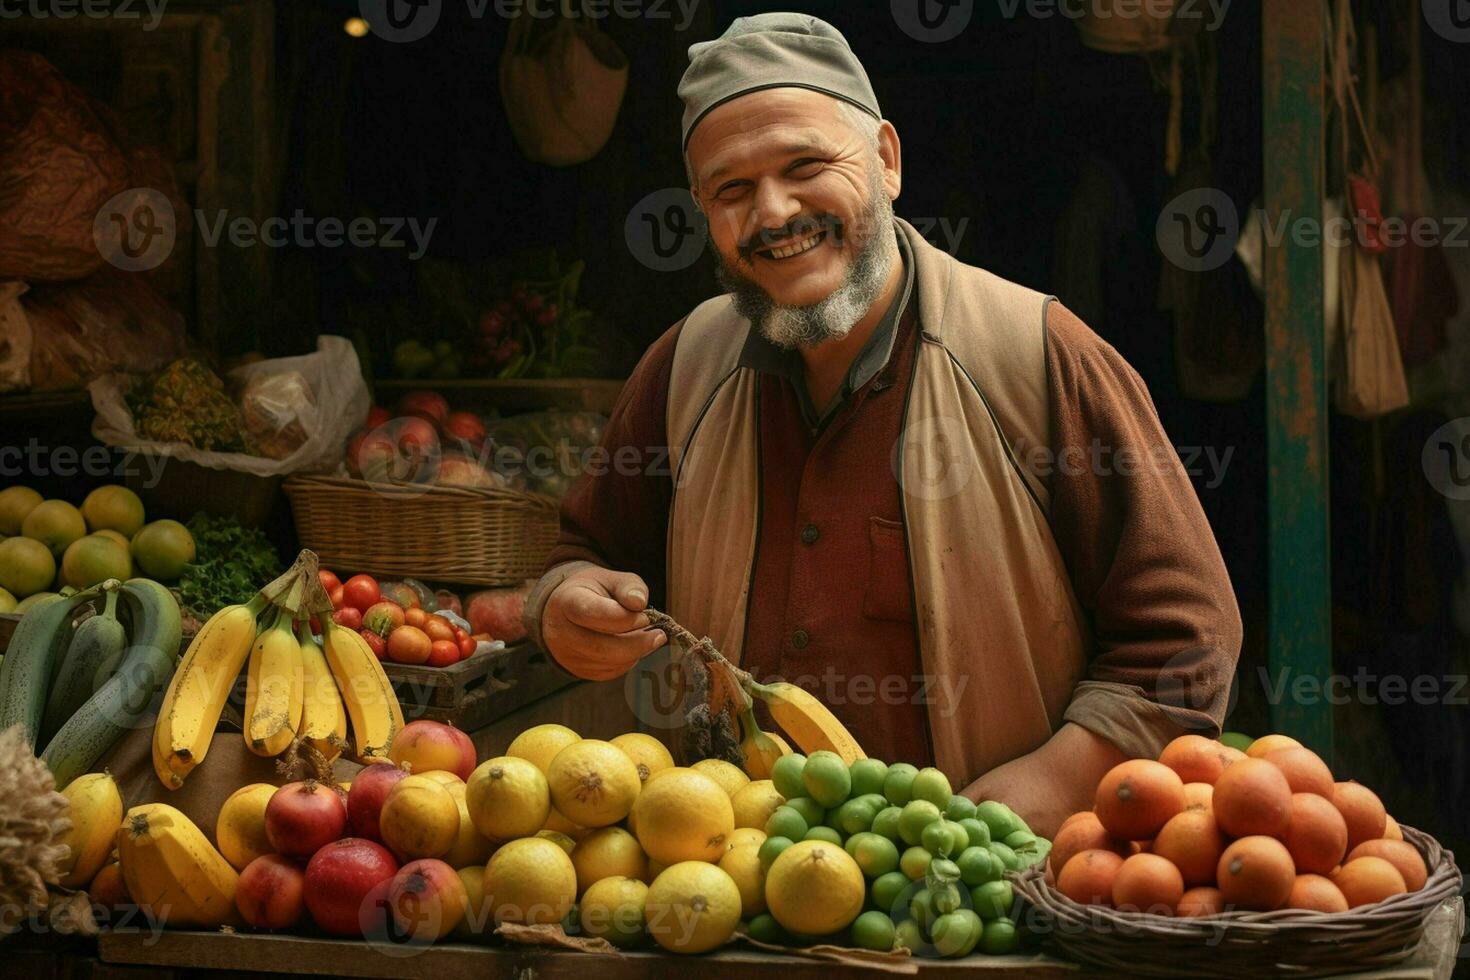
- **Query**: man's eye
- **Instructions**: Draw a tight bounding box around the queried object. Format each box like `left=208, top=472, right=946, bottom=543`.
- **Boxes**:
left=789, top=158, right=824, bottom=176
left=715, top=181, right=750, bottom=199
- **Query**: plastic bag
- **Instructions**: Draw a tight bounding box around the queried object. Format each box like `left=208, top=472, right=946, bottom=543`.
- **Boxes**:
left=89, top=335, right=370, bottom=476
left=0, top=281, right=31, bottom=392
left=239, top=370, right=316, bottom=460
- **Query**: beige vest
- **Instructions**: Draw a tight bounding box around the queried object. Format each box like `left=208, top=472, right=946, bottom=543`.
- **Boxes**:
left=664, top=218, right=1090, bottom=787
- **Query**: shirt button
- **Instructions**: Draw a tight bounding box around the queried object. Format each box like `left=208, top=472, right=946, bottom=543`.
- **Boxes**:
left=791, top=629, right=810, bottom=650
left=800, top=523, right=820, bottom=545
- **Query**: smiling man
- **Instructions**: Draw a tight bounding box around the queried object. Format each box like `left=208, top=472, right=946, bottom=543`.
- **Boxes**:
left=522, top=13, right=1241, bottom=837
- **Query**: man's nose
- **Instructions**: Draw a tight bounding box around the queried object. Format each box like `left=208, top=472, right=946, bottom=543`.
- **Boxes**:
left=749, top=178, right=802, bottom=239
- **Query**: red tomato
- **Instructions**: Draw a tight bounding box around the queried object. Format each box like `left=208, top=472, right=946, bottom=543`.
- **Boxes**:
left=427, top=640, right=459, bottom=667
left=386, top=625, right=431, bottom=665
left=358, top=629, right=387, bottom=661
left=363, top=601, right=405, bottom=638
left=329, top=585, right=345, bottom=609
left=333, top=607, right=364, bottom=630
left=403, top=607, right=428, bottom=629
left=319, top=569, right=342, bottom=594
left=457, top=634, right=476, bottom=658
left=342, top=575, right=381, bottom=613
left=422, top=616, right=455, bottom=644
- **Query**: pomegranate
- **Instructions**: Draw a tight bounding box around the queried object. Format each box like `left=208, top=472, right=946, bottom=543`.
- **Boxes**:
left=442, top=411, right=487, bottom=448
left=265, top=780, right=348, bottom=859
left=366, top=405, right=392, bottom=430
left=348, top=762, right=411, bottom=842
left=304, top=838, right=399, bottom=937
left=388, top=859, right=467, bottom=942
left=237, top=854, right=307, bottom=929
left=389, top=720, right=476, bottom=780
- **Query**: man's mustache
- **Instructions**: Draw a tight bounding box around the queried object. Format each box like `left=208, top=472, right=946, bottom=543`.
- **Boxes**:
left=737, top=213, right=845, bottom=263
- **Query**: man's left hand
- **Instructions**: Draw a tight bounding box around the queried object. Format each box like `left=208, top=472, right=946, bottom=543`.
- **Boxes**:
left=961, top=723, right=1127, bottom=841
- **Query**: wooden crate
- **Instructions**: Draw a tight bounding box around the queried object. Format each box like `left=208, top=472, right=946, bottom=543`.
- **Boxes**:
left=385, top=641, right=573, bottom=732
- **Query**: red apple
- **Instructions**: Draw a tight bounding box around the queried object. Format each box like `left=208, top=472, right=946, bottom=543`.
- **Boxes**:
left=304, top=838, right=399, bottom=937
left=237, top=854, right=307, bottom=929
left=386, top=625, right=432, bottom=665
left=398, top=390, right=449, bottom=428
left=348, top=762, right=411, bottom=842
left=348, top=429, right=397, bottom=482
left=388, top=859, right=467, bottom=942
left=330, top=584, right=345, bottom=609
left=333, top=606, right=364, bottom=630
left=433, top=453, right=500, bottom=489
left=442, top=411, right=487, bottom=447
left=359, top=628, right=387, bottom=660
left=427, top=640, right=459, bottom=667
left=366, top=405, right=392, bottom=430
left=388, top=720, right=476, bottom=780
left=265, top=781, right=348, bottom=860
left=363, top=600, right=406, bottom=638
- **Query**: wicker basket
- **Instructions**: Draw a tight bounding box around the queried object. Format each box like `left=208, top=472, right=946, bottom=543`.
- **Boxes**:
left=283, top=475, right=559, bottom=586
left=1012, top=825, right=1461, bottom=978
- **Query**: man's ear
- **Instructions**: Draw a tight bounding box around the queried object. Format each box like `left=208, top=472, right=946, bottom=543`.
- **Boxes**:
left=878, top=121, right=902, bottom=202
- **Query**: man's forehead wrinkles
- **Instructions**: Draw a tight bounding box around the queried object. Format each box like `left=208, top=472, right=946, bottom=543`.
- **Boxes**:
left=700, top=131, right=835, bottom=186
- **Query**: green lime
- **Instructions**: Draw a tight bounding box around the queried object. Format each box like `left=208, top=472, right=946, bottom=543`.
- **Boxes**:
left=979, top=918, right=1018, bottom=955
left=765, top=805, right=808, bottom=841
left=957, top=846, right=1002, bottom=886
left=923, top=818, right=970, bottom=858
left=883, top=763, right=919, bottom=806
left=849, top=758, right=890, bottom=797
left=975, top=800, right=1025, bottom=840
left=930, top=878, right=962, bottom=914
left=845, top=831, right=868, bottom=857
left=908, top=887, right=935, bottom=932
left=970, top=880, right=1014, bottom=921
left=1218, top=731, right=1254, bottom=753
left=1004, top=829, right=1037, bottom=851
left=929, top=858, right=961, bottom=882
left=899, top=845, right=932, bottom=880
left=748, top=912, right=791, bottom=945
left=785, top=796, right=824, bottom=828
left=849, top=910, right=897, bottom=952
left=802, top=751, right=852, bottom=808
left=1025, top=838, right=1052, bottom=870
left=910, top=768, right=953, bottom=808
left=758, top=835, right=794, bottom=870
left=894, top=918, right=925, bottom=953
left=856, top=792, right=889, bottom=812
left=959, top=817, right=991, bottom=849
left=871, top=870, right=911, bottom=914
left=837, top=797, right=881, bottom=835
left=803, top=825, right=843, bottom=845
left=871, top=806, right=903, bottom=841
left=771, top=753, right=808, bottom=800
left=945, top=794, right=977, bottom=821
left=897, top=799, right=942, bottom=845
left=852, top=833, right=901, bottom=878
left=988, top=841, right=1020, bottom=872
left=931, top=909, right=982, bottom=958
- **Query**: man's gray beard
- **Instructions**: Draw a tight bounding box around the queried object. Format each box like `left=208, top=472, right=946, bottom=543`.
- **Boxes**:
left=713, top=182, right=897, bottom=351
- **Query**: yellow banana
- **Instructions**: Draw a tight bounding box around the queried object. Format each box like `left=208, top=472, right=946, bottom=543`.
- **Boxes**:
left=747, top=680, right=866, bottom=764
left=152, top=600, right=261, bottom=787
left=738, top=703, right=792, bottom=779
left=116, top=803, right=239, bottom=928
left=321, top=620, right=403, bottom=762
left=57, top=772, right=124, bottom=888
left=243, top=609, right=303, bottom=757
left=296, top=620, right=347, bottom=762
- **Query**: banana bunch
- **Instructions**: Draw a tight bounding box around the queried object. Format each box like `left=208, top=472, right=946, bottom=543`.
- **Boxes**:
left=152, top=552, right=402, bottom=789
left=117, top=803, right=240, bottom=928
left=746, top=679, right=866, bottom=764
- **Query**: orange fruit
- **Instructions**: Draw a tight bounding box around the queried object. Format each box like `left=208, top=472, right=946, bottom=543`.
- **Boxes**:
left=1112, top=853, right=1184, bottom=915
left=1182, top=782, right=1213, bottom=811
left=1383, top=815, right=1403, bottom=841
left=1264, top=747, right=1335, bottom=798
left=1151, top=809, right=1225, bottom=888
left=1285, top=874, right=1348, bottom=912
left=1279, top=793, right=1347, bottom=876
left=1332, top=856, right=1406, bottom=908
left=1246, top=734, right=1301, bottom=759
left=1057, top=849, right=1125, bottom=906
left=1094, top=760, right=1185, bottom=842
left=1158, top=735, right=1240, bottom=786
left=1346, top=839, right=1426, bottom=892
left=1049, top=812, right=1129, bottom=878
left=1212, top=758, right=1291, bottom=838
left=1176, top=885, right=1223, bottom=917
left=1216, top=836, right=1295, bottom=911
left=1331, top=782, right=1387, bottom=850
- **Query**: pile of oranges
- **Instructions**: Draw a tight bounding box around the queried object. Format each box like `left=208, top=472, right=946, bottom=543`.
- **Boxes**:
left=1051, top=734, right=1426, bottom=916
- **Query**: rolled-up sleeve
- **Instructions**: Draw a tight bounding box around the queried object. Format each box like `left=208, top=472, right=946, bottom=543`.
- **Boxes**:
left=1044, top=302, right=1243, bottom=758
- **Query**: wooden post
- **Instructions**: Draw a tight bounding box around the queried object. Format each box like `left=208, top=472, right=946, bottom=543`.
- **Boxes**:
left=1262, top=1, right=1333, bottom=760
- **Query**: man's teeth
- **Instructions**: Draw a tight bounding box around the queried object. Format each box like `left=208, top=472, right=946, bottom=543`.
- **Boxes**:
left=764, top=232, right=824, bottom=259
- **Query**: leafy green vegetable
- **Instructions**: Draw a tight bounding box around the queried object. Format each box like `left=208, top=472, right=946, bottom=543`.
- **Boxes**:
left=177, top=512, right=283, bottom=617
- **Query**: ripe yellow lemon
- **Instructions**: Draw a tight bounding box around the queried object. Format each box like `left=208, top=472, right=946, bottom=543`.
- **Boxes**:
left=380, top=775, right=459, bottom=860
left=482, top=837, right=577, bottom=925
left=631, top=768, right=734, bottom=865
left=718, top=843, right=767, bottom=918
left=542, top=806, right=589, bottom=840
left=765, top=840, right=866, bottom=936
left=465, top=756, right=550, bottom=841
left=692, top=758, right=750, bottom=797
left=571, top=826, right=648, bottom=895
left=455, top=866, right=490, bottom=938
left=80, top=485, right=145, bottom=537
left=442, top=792, right=496, bottom=868
left=547, top=739, right=642, bottom=827
left=22, top=499, right=85, bottom=559
left=0, top=486, right=42, bottom=536
left=646, top=861, right=742, bottom=953
left=418, top=769, right=467, bottom=790
left=730, top=779, right=785, bottom=830
left=216, top=783, right=276, bottom=870
left=580, top=875, right=648, bottom=948
left=535, top=830, right=577, bottom=855
left=728, top=827, right=768, bottom=851
left=507, top=724, right=580, bottom=775
left=610, top=732, right=676, bottom=785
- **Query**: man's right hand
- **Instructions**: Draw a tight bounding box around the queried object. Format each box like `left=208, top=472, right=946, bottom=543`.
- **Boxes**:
left=542, top=566, right=668, bottom=680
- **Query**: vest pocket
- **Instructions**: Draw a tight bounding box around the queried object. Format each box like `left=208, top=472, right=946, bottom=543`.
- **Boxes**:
left=863, top=516, right=914, bottom=623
